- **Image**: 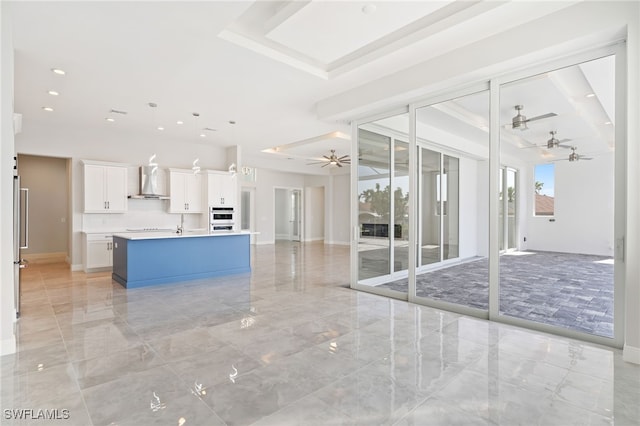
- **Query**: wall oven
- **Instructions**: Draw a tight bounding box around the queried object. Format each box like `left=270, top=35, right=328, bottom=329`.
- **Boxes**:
left=210, top=207, right=235, bottom=232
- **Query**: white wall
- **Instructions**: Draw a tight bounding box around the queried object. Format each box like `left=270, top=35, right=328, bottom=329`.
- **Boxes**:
left=526, top=153, right=614, bottom=256
left=253, top=169, right=305, bottom=244
left=304, top=186, right=325, bottom=241
left=476, top=160, right=490, bottom=257
left=459, top=157, right=479, bottom=259
left=1, top=4, right=17, bottom=355
left=274, top=188, right=290, bottom=239
left=329, top=173, right=350, bottom=245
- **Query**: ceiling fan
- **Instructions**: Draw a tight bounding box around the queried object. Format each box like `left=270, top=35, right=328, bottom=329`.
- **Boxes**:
left=307, top=149, right=351, bottom=168
left=511, top=105, right=557, bottom=130
left=554, top=146, right=593, bottom=162
left=523, top=131, right=572, bottom=149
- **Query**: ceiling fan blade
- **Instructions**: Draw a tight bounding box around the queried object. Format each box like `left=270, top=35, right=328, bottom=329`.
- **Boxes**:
left=306, top=161, right=327, bottom=165
left=526, top=112, right=557, bottom=122
left=338, top=155, right=350, bottom=160
left=341, top=160, right=351, bottom=164
left=323, top=155, right=331, bottom=160
left=337, top=163, right=343, bottom=168
left=321, top=162, right=330, bottom=167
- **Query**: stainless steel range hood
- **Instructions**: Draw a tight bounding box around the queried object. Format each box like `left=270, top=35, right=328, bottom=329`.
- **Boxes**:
left=129, top=166, right=169, bottom=199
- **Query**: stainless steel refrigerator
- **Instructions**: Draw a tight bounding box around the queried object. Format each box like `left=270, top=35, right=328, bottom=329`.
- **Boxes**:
left=13, top=164, right=29, bottom=318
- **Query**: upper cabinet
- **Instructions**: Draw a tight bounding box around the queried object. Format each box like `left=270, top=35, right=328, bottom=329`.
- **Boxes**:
left=168, top=168, right=203, bottom=213
left=83, top=161, right=128, bottom=213
left=207, top=170, right=237, bottom=207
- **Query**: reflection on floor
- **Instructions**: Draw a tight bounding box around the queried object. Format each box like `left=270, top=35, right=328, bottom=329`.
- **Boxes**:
left=3, top=243, right=637, bottom=425
left=379, top=251, right=614, bottom=337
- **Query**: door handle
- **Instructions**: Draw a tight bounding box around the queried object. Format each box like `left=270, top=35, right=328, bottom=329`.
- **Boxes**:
left=20, top=188, right=29, bottom=249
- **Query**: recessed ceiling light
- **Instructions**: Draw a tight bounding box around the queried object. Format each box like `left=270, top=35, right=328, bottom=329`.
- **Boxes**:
left=51, top=68, right=65, bottom=75
left=48, top=90, right=59, bottom=96
left=105, top=117, right=115, bottom=122
left=199, top=134, right=206, bottom=138
left=586, top=93, right=596, bottom=98
left=42, top=106, right=54, bottom=112
left=157, top=126, right=164, bottom=131
left=605, top=121, right=612, bottom=125
left=177, top=121, right=184, bottom=125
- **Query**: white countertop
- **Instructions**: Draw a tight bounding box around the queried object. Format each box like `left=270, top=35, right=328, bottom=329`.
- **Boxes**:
left=112, top=230, right=251, bottom=240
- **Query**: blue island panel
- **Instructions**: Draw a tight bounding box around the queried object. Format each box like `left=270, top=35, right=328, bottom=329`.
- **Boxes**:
left=112, top=234, right=250, bottom=288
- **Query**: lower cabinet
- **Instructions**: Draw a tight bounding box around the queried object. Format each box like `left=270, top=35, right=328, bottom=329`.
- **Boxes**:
left=84, top=233, right=114, bottom=272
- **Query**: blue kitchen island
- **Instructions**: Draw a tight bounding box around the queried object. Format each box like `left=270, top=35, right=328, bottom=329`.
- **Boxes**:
left=111, top=231, right=251, bottom=288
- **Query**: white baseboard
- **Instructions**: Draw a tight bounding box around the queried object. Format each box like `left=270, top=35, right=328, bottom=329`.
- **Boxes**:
left=304, top=237, right=324, bottom=242
left=1, top=334, right=16, bottom=356
left=325, top=240, right=350, bottom=246
left=70, top=263, right=84, bottom=272
left=256, top=240, right=275, bottom=245
left=623, top=344, right=640, bottom=365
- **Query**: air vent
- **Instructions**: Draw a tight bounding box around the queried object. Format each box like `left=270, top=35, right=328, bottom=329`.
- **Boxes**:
left=203, top=127, right=217, bottom=132
left=110, top=109, right=128, bottom=115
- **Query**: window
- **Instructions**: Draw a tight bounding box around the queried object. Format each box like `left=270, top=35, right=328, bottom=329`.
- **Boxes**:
left=534, top=163, right=554, bottom=216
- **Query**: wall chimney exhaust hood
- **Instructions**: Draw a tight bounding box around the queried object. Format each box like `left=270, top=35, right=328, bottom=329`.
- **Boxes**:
left=129, top=166, right=169, bottom=199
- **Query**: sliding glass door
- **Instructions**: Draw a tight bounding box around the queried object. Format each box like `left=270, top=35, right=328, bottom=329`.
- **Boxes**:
left=351, top=49, right=622, bottom=347
left=356, top=112, right=409, bottom=298
left=412, top=90, right=489, bottom=311
left=499, top=167, right=518, bottom=252
left=417, top=149, right=460, bottom=267
left=498, top=55, right=617, bottom=339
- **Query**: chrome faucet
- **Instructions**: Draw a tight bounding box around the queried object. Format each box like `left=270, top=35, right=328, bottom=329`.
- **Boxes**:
left=177, top=214, right=184, bottom=234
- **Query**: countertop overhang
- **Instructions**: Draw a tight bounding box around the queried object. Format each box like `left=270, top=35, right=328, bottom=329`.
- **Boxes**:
left=112, top=230, right=251, bottom=240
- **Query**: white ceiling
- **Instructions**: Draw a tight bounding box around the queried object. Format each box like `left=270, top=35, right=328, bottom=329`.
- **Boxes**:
left=8, top=1, right=603, bottom=176
left=263, top=1, right=453, bottom=64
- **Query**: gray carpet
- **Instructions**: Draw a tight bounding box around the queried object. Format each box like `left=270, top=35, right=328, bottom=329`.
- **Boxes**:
left=376, top=251, right=614, bottom=338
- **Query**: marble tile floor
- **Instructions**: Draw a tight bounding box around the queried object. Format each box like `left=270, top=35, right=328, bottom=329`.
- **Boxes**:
left=1, top=242, right=638, bottom=425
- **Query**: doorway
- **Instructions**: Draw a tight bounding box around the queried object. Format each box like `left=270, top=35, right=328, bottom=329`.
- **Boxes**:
left=16, top=154, right=70, bottom=263
left=274, top=188, right=302, bottom=242
left=241, top=187, right=256, bottom=244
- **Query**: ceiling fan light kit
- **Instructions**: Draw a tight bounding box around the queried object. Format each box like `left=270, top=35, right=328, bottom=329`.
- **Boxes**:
left=512, top=105, right=528, bottom=130
left=307, top=149, right=351, bottom=168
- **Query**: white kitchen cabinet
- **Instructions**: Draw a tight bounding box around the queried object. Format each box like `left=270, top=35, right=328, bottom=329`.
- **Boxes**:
left=207, top=171, right=237, bottom=207
left=84, top=233, right=114, bottom=272
left=169, top=169, right=203, bottom=213
left=83, top=161, right=127, bottom=213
